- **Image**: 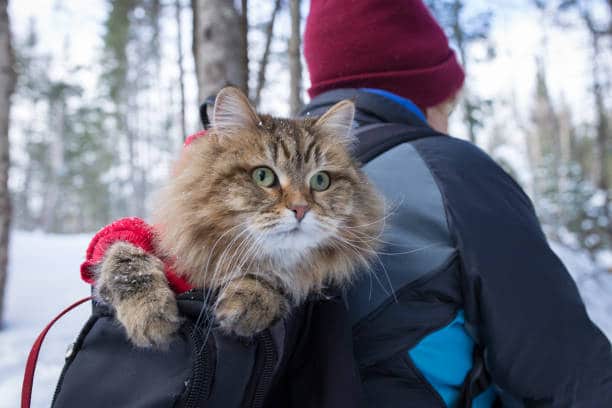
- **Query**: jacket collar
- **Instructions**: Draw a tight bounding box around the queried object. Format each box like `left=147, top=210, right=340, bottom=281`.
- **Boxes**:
left=299, top=88, right=431, bottom=129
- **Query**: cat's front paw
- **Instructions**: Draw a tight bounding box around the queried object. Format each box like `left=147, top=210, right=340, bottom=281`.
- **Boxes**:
left=215, top=277, right=288, bottom=337
left=116, top=289, right=182, bottom=348
left=95, top=241, right=182, bottom=348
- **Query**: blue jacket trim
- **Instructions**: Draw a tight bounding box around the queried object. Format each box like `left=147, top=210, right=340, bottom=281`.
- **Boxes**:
left=361, top=88, right=427, bottom=122
left=409, top=310, right=496, bottom=407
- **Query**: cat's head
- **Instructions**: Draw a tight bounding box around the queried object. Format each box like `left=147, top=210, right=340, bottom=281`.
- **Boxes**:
left=154, top=87, right=384, bottom=294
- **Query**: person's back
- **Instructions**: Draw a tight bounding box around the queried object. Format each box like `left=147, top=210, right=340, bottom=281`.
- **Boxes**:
left=301, top=0, right=612, bottom=406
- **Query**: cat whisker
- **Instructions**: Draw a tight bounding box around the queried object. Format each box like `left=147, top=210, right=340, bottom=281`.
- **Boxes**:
left=340, top=226, right=447, bottom=256
left=205, top=229, right=253, bottom=305
left=201, top=221, right=249, bottom=284
left=316, top=223, right=396, bottom=301
left=202, top=235, right=266, bottom=345
left=197, top=224, right=253, bottom=327
left=200, top=236, right=264, bottom=349
left=338, top=197, right=400, bottom=229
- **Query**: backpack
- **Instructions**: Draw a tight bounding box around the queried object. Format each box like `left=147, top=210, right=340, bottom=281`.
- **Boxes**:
left=22, top=117, right=450, bottom=408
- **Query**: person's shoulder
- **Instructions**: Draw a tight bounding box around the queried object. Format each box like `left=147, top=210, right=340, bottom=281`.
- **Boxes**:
left=411, top=134, right=538, bottom=221
left=412, top=134, right=500, bottom=174
left=412, top=134, right=521, bottom=190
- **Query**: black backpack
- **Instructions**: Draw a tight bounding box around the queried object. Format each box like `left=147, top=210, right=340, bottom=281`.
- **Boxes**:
left=48, top=290, right=367, bottom=408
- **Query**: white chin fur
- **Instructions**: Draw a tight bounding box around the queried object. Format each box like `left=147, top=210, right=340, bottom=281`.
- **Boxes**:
left=253, top=212, right=334, bottom=261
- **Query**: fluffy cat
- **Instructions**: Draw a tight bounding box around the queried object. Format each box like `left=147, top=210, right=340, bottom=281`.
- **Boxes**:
left=94, top=87, right=384, bottom=347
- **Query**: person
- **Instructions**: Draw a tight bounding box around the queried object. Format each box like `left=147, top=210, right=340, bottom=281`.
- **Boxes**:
left=298, top=0, right=612, bottom=406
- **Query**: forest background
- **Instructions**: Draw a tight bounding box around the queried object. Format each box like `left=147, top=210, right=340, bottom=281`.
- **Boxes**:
left=1, top=1, right=611, bottom=405
left=0, top=0, right=610, bottom=338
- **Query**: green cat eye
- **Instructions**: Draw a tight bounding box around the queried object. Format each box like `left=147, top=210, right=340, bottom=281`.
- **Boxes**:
left=310, top=171, right=331, bottom=191
left=252, top=166, right=276, bottom=187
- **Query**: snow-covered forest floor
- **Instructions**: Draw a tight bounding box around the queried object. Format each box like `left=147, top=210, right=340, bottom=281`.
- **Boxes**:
left=1, top=231, right=611, bottom=408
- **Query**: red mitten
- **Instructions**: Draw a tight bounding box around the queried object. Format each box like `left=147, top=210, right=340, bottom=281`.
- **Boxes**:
left=80, top=217, right=192, bottom=294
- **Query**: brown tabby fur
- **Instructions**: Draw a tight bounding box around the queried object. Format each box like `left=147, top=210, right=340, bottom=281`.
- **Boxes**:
left=95, top=242, right=181, bottom=347
left=95, top=87, right=384, bottom=346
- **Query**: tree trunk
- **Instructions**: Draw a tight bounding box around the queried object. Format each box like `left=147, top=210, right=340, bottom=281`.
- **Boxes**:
left=450, top=0, right=477, bottom=144
left=288, top=0, right=303, bottom=116
left=0, top=0, right=15, bottom=328
left=254, top=0, right=282, bottom=109
left=582, top=7, right=610, bottom=219
left=191, top=0, right=247, bottom=104
left=176, top=0, right=187, bottom=140
left=41, top=97, right=66, bottom=231
left=590, top=35, right=609, bottom=195
left=240, top=0, right=249, bottom=98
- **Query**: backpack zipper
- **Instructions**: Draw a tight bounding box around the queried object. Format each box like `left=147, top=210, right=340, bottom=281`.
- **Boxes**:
left=249, top=330, right=278, bottom=408
left=181, top=322, right=215, bottom=408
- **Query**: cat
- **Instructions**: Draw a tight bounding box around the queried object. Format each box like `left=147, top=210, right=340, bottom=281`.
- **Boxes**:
left=93, top=87, right=385, bottom=347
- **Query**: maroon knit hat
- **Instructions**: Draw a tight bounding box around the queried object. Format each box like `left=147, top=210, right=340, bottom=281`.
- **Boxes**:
left=304, top=0, right=465, bottom=110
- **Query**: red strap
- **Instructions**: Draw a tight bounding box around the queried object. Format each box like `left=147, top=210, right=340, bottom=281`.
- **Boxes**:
left=21, top=296, right=92, bottom=408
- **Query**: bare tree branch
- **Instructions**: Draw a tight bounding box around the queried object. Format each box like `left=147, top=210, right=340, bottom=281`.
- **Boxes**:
left=254, top=0, right=282, bottom=109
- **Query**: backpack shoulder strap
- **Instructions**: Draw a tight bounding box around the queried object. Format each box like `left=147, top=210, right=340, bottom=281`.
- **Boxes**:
left=352, top=123, right=443, bottom=164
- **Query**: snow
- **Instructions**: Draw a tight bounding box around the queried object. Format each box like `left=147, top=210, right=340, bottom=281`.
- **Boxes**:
left=0, top=231, right=611, bottom=407
left=550, top=242, right=612, bottom=340
left=0, top=231, right=90, bottom=408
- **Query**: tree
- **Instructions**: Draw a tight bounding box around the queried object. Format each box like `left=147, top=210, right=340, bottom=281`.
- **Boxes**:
left=39, top=81, right=82, bottom=232
left=100, top=0, right=164, bottom=218
left=526, top=22, right=610, bottom=255
left=175, top=0, right=187, bottom=140
left=191, top=0, right=248, bottom=103
left=101, top=0, right=139, bottom=217
left=254, top=0, right=282, bottom=109
left=546, top=0, right=612, bottom=254
left=577, top=2, right=610, bottom=208
left=0, top=0, right=16, bottom=327
left=288, top=0, right=303, bottom=115
left=240, top=0, right=249, bottom=96
left=59, top=106, right=113, bottom=232
left=528, top=58, right=564, bottom=232
left=12, top=19, right=50, bottom=230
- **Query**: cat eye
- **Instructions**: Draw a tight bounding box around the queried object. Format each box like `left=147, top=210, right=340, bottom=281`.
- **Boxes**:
left=252, top=166, right=277, bottom=187
left=310, top=171, right=331, bottom=191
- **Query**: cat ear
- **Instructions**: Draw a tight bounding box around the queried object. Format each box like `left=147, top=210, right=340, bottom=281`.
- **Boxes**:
left=212, top=87, right=260, bottom=133
left=313, top=100, right=356, bottom=145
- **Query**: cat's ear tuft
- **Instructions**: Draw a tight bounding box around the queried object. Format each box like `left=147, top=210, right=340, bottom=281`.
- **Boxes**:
left=212, top=87, right=260, bottom=133
left=314, top=100, right=356, bottom=145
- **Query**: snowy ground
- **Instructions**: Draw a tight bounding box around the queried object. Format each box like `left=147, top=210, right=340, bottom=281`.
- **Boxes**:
left=0, top=231, right=611, bottom=408
left=0, top=232, right=91, bottom=408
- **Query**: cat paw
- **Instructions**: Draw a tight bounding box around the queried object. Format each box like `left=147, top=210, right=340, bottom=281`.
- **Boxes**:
left=115, top=288, right=182, bottom=349
left=215, top=278, right=288, bottom=337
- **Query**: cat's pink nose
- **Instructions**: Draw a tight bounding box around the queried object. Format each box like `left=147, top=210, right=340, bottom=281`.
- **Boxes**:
left=289, top=205, right=310, bottom=222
